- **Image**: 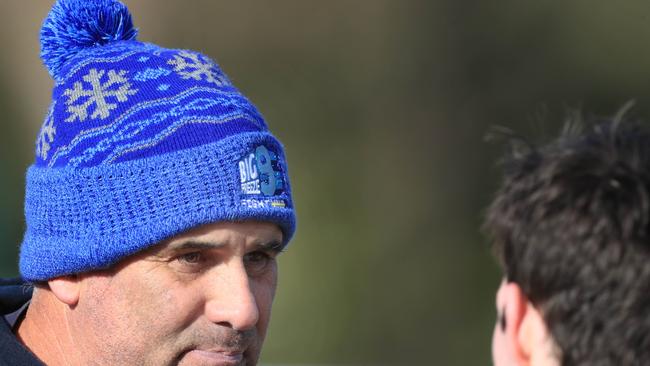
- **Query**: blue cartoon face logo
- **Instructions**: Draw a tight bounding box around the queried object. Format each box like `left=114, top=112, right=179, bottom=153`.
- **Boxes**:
left=238, top=145, right=285, bottom=196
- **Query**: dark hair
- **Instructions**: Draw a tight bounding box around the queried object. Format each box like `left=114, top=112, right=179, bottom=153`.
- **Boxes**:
left=485, top=113, right=650, bottom=365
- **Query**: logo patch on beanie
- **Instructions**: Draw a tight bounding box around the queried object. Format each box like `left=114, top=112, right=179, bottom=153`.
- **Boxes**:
left=238, top=145, right=285, bottom=197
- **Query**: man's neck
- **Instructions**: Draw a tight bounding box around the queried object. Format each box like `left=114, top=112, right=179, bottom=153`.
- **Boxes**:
left=16, top=290, right=80, bottom=366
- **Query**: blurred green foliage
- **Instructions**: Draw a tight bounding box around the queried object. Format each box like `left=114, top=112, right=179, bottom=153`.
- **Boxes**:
left=2, top=1, right=650, bottom=364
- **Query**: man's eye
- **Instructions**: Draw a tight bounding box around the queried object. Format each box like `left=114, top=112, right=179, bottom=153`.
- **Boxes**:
left=244, top=251, right=274, bottom=273
left=177, top=252, right=203, bottom=265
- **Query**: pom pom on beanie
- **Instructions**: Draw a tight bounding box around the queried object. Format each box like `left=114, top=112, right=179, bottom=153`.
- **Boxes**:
left=40, top=0, right=137, bottom=80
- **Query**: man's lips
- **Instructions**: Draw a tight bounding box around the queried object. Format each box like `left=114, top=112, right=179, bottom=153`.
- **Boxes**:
left=185, top=349, right=245, bottom=366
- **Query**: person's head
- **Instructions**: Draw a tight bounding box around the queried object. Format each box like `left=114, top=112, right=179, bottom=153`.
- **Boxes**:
left=39, top=220, right=284, bottom=365
left=19, top=0, right=295, bottom=364
left=484, top=112, right=650, bottom=366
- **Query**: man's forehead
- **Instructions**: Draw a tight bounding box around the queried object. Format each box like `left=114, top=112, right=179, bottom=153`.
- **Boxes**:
left=157, top=221, right=283, bottom=251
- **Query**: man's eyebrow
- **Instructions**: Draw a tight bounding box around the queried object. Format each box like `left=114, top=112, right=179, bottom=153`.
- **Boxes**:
left=162, top=240, right=225, bottom=253
left=159, top=239, right=285, bottom=254
left=254, top=240, right=286, bottom=254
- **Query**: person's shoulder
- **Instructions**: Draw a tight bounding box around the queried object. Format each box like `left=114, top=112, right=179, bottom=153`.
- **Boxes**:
left=0, top=278, right=32, bottom=316
left=0, top=325, right=44, bottom=365
left=0, top=329, right=44, bottom=366
left=0, top=279, right=23, bottom=287
left=0, top=279, right=42, bottom=365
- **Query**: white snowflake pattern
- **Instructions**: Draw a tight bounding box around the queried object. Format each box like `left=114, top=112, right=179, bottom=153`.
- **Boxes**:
left=36, top=105, right=56, bottom=160
left=167, top=51, right=229, bottom=86
left=63, top=68, right=138, bottom=122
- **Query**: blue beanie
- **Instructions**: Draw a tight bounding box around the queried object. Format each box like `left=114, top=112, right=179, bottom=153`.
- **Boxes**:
left=20, top=0, right=296, bottom=281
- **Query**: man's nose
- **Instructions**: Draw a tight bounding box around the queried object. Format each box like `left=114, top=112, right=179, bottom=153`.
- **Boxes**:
left=204, top=260, right=260, bottom=331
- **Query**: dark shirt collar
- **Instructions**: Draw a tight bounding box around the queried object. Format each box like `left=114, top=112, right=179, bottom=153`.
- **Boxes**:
left=3, top=301, right=30, bottom=330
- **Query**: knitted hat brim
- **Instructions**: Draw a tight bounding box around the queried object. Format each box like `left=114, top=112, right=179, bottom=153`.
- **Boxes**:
left=20, top=131, right=295, bottom=281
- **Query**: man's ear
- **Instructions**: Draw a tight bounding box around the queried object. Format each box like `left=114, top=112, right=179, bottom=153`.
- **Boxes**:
left=47, top=275, right=80, bottom=306
left=498, top=281, right=531, bottom=364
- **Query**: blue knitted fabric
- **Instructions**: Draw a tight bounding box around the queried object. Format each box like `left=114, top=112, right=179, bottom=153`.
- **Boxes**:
left=21, top=0, right=295, bottom=281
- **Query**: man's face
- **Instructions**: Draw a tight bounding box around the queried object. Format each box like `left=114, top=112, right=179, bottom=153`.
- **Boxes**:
left=71, top=221, right=284, bottom=366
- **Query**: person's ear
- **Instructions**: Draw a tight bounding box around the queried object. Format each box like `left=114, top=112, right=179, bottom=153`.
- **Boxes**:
left=497, top=281, right=558, bottom=366
left=47, top=275, right=80, bottom=306
left=499, top=281, right=531, bottom=364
